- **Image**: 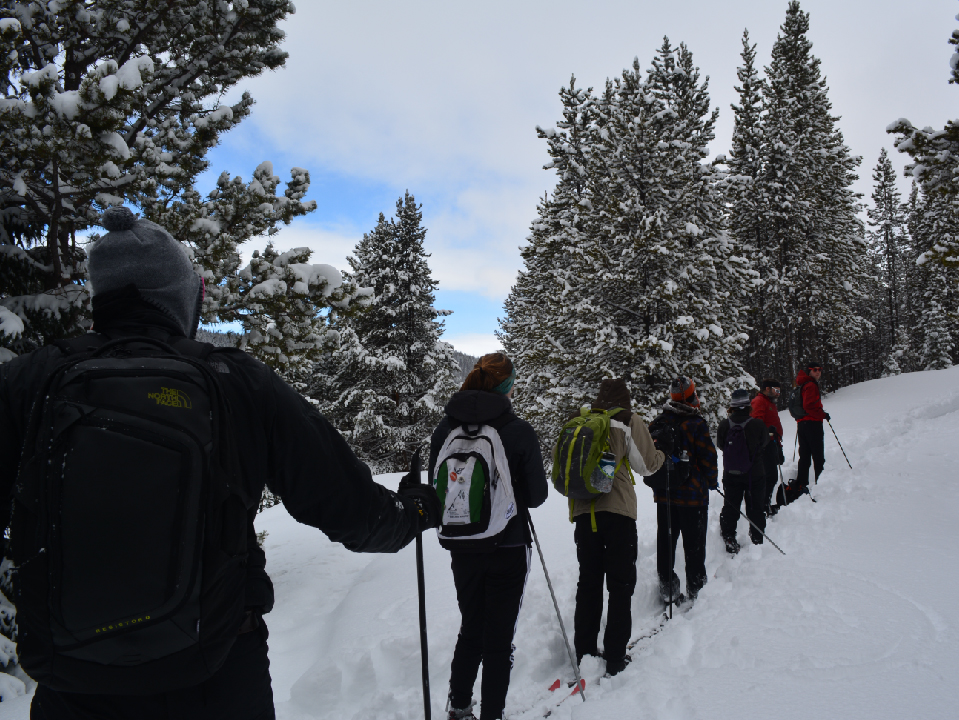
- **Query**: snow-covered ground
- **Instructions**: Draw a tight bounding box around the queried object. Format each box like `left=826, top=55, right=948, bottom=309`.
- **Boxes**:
left=3, top=367, right=958, bottom=719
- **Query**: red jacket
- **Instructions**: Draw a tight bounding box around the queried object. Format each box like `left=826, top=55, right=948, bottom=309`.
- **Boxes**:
left=750, top=392, right=783, bottom=442
left=794, top=369, right=826, bottom=422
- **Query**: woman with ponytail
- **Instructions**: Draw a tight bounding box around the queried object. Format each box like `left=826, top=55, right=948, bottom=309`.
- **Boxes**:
left=428, top=353, right=548, bottom=720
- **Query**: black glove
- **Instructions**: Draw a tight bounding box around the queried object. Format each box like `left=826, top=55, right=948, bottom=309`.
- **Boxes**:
left=651, top=431, right=673, bottom=456
left=399, top=485, right=442, bottom=531
left=824, top=412, right=831, bottom=421
left=396, top=449, right=441, bottom=531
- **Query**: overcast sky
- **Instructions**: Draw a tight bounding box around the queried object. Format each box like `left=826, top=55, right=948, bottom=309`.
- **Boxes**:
left=204, top=0, right=959, bottom=356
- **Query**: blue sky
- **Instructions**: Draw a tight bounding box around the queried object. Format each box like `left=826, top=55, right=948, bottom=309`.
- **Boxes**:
left=199, top=0, right=958, bottom=356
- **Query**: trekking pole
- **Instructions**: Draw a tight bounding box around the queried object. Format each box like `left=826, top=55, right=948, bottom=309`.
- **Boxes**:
left=528, top=512, right=586, bottom=702
left=827, top=420, right=852, bottom=469
left=792, top=432, right=798, bottom=462
left=666, top=462, right=674, bottom=620
left=715, top=488, right=786, bottom=555
left=410, top=449, right=432, bottom=720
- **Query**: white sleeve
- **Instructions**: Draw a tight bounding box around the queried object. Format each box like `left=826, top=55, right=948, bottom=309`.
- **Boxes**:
left=610, top=418, right=649, bottom=475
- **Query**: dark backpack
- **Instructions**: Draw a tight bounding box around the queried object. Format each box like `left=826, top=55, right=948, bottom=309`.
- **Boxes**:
left=552, top=407, right=626, bottom=500
left=787, top=383, right=808, bottom=420
left=642, top=413, right=690, bottom=493
left=722, top=419, right=753, bottom=476
left=9, top=334, right=249, bottom=695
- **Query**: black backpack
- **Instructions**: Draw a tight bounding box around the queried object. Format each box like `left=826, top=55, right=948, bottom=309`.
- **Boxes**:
left=9, top=334, right=250, bottom=695
left=787, top=383, right=808, bottom=420
left=642, top=413, right=690, bottom=493
left=722, top=419, right=754, bottom=477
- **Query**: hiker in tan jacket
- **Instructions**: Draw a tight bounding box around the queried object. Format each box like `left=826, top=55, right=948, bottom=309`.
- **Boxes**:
left=570, top=378, right=664, bottom=677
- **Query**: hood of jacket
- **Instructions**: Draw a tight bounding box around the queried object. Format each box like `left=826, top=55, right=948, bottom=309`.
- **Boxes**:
left=795, top=369, right=817, bottom=387
left=444, top=390, right=512, bottom=424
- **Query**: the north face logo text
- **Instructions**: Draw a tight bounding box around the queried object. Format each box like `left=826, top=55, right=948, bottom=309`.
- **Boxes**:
left=148, top=387, right=192, bottom=408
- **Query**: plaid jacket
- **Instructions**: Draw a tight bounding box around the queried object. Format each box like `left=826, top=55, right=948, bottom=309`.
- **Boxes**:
left=652, top=408, right=718, bottom=507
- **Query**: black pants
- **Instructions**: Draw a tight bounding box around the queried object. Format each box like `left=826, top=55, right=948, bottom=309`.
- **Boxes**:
left=761, top=442, right=783, bottom=510
left=449, top=546, right=531, bottom=720
left=719, top=477, right=766, bottom=544
left=656, top=503, right=708, bottom=599
left=572, top=512, right=637, bottom=664
left=31, top=620, right=274, bottom=720
left=796, top=421, right=825, bottom=487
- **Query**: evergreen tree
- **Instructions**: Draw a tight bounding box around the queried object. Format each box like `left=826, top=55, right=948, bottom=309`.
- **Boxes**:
left=757, top=1, right=869, bottom=388
left=0, top=1, right=368, bottom=371
left=502, top=43, right=752, bottom=443
left=319, top=193, right=459, bottom=471
left=909, top=186, right=956, bottom=370
left=864, top=149, right=912, bottom=375
left=726, top=29, right=769, bottom=379
left=887, top=10, right=959, bottom=371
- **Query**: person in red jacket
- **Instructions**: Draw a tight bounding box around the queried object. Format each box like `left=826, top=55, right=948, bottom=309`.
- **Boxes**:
left=750, top=380, right=785, bottom=515
left=794, top=360, right=829, bottom=491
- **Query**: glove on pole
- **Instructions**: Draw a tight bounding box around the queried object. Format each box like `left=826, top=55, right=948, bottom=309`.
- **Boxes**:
left=528, top=512, right=586, bottom=702
left=411, top=449, right=432, bottom=720
left=716, top=488, right=786, bottom=555
left=827, top=420, right=853, bottom=469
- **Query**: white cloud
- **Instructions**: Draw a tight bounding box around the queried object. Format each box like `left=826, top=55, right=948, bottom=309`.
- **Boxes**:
left=244, top=222, right=360, bottom=271
left=442, top=332, right=503, bottom=358
left=219, top=0, right=955, bottom=314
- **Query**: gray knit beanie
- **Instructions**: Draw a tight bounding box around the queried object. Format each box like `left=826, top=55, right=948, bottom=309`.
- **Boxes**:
left=729, top=388, right=751, bottom=409
left=88, top=206, right=202, bottom=337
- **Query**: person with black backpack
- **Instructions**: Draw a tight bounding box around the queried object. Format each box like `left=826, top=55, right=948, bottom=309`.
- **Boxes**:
left=0, top=207, right=442, bottom=720
left=645, top=377, right=718, bottom=606
left=564, top=379, right=663, bottom=677
left=717, top=389, right=769, bottom=553
left=428, top=353, right=548, bottom=720
left=750, top=379, right=785, bottom=515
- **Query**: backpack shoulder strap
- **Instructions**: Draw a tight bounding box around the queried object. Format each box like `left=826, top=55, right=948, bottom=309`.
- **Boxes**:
left=52, top=333, right=107, bottom=356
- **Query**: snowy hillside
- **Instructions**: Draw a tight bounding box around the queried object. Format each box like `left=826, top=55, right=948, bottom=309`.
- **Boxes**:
left=3, top=367, right=958, bottom=719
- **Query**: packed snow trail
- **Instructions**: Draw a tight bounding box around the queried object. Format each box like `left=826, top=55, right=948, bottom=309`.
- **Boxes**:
left=2, top=368, right=957, bottom=719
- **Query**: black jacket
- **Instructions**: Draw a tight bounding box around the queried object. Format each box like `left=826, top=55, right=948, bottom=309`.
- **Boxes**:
left=428, top=390, right=548, bottom=551
left=0, top=298, right=422, bottom=615
left=716, top=408, right=769, bottom=486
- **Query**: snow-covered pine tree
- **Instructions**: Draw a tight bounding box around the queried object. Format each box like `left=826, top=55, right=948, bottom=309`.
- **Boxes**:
left=0, top=1, right=367, bottom=371
left=887, top=10, right=959, bottom=371
left=908, top=185, right=956, bottom=370
left=889, top=10, right=959, bottom=274
left=503, top=44, right=752, bottom=437
left=319, top=193, right=459, bottom=471
left=757, top=1, right=869, bottom=388
left=726, top=30, right=771, bottom=381
left=864, top=149, right=912, bottom=376
left=500, top=77, right=604, bottom=449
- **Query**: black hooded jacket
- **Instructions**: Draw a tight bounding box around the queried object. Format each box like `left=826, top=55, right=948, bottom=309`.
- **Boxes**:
left=716, top=407, right=769, bottom=486
left=0, top=292, right=423, bottom=614
left=428, top=390, right=548, bottom=551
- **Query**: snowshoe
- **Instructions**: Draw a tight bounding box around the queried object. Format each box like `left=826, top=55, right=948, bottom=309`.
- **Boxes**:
left=448, top=704, right=478, bottom=720
left=724, top=537, right=741, bottom=555
left=659, top=574, right=681, bottom=605
left=604, top=653, right=631, bottom=677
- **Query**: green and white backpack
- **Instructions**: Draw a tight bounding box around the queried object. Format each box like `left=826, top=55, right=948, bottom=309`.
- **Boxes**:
left=432, top=418, right=516, bottom=548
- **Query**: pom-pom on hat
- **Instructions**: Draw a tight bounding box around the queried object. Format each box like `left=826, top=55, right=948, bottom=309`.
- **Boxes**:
left=669, top=376, right=699, bottom=407
left=729, top=388, right=751, bottom=409
left=88, top=206, right=202, bottom=337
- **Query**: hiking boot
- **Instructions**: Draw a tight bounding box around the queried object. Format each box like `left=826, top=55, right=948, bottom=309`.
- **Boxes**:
left=448, top=704, right=477, bottom=720
left=659, top=574, right=681, bottom=605
left=767, top=503, right=779, bottom=517
left=724, top=537, right=740, bottom=555
left=605, top=653, right=631, bottom=677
